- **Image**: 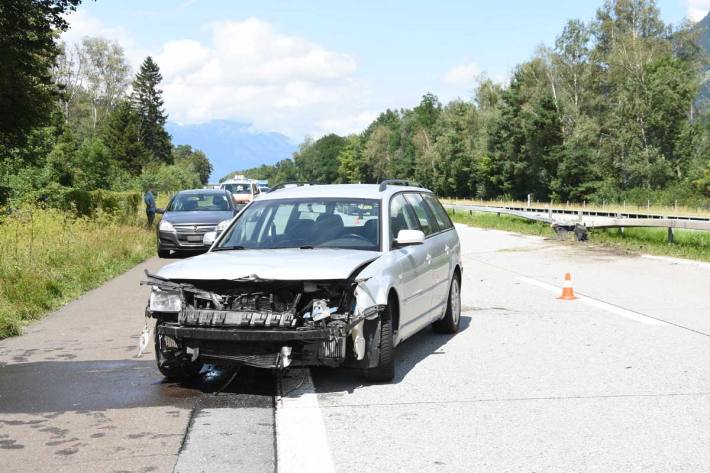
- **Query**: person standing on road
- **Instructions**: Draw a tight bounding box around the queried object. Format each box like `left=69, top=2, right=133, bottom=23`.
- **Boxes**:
left=144, top=186, right=157, bottom=227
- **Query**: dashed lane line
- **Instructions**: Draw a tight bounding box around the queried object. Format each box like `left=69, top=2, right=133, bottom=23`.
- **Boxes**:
left=517, top=276, right=665, bottom=326
left=517, top=276, right=710, bottom=339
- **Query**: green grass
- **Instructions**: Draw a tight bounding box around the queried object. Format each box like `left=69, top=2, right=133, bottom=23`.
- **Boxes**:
left=448, top=210, right=710, bottom=263
left=0, top=205, right=156, bottom=339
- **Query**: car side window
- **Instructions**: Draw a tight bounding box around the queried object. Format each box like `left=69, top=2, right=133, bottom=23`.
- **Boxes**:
left=422, top=193, right=453, bottom=230
left=389, top=194, right=418, bottom=240
left=404, top=193, right=436, bottom=235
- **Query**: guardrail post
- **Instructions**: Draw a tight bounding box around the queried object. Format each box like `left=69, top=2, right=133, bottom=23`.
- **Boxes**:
left=667, top=227, right=674, bottom=244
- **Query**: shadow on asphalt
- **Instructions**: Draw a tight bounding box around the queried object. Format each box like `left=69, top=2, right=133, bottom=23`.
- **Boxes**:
left=0, top=316, right=471, bottom=412
left=0, top=359, right=275, bottom=414
left=310, top=314, right=472, bottom=394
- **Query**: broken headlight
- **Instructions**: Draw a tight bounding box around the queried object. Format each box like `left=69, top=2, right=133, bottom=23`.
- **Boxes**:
left=149, top=288, right=182, bottom=312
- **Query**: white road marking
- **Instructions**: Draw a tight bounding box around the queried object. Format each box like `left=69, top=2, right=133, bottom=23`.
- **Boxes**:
left=517, top=276, right=666, bottom=326
left=276, top=369, right=335, bottom=473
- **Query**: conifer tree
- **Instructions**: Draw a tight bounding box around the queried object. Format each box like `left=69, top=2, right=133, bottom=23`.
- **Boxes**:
left=131, top=57, right=172, bottom=163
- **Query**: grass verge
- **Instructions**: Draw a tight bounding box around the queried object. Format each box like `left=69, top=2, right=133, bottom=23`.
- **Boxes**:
left=0, top=206, right=156, bottom=339
left=448, top=210, right=710, bottom=263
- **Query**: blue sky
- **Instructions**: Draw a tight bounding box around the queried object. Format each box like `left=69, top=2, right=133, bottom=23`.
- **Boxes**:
left=63, top=0, right=702, bottom=140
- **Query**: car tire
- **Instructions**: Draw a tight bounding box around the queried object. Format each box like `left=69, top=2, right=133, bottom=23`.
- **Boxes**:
left=154, top=324, right=202, bottom=380
left=433, top=274, right=461, bottom=334
left=363, top=304, right=395, bottom=382
left=157, top=248, right=170, bottom=258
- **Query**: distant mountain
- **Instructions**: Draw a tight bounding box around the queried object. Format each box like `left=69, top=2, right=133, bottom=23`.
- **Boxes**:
left=695, top=13, right=710, bottom=106
left=166, top=120, right=297, bottom=182
left=697, top=12, right=710, bottom=50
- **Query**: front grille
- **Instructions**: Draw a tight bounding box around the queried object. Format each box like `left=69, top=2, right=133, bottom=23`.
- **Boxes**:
left=173, top=224, right=216, bottom=234
left=179, top=307, right=298, bottom=328
left=173, top=224, right=216, bottom=246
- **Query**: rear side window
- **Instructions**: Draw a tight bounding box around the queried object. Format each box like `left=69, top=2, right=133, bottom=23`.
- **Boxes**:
left=389, top=194, right=419, bottom=239
left=422, top=194, right=453, bottom=230
left=404, top=193, right=436, bottom=235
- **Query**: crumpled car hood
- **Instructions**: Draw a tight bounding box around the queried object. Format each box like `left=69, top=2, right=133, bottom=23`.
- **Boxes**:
left=157, top=248, right=382, bottom=281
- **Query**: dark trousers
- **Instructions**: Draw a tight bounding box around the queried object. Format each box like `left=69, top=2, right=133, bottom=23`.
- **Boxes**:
left=146, top=209, right=155, bottom=226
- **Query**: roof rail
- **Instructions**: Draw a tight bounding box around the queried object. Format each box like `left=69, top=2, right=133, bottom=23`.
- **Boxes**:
left=269, top=181, right=315, bottom=192
left=378, top=179, right=419, bottom=191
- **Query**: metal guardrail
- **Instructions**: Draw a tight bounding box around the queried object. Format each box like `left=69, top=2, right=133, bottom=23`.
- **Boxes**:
left=444, top=203, right=710, bottom=242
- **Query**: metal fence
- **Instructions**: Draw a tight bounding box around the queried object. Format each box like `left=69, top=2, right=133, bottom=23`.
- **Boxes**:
left=444, top=203, right=710, bottom=243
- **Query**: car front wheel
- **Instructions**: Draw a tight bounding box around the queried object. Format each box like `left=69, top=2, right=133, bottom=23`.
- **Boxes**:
left=154, top=323, right=203, bottom=380
left=433, top=274, right=461, bottom=334
left=363, top=303, right=395, bottom=382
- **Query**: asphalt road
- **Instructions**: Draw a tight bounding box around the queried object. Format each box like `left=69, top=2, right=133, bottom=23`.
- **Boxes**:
left=2, top=224, right=710, bottom=472
left=0, top=258, right=276, bottom=473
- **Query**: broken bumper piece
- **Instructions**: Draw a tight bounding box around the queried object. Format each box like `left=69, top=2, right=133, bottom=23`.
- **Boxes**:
left=156, top=320, right=349, bottom=369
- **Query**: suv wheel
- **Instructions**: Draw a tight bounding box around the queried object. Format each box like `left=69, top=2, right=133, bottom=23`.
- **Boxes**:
left=433, top=275, right=461, bottom=334
left=363, top=303, right=395, bottom=382
left=154, top=324, right=202, bottom=380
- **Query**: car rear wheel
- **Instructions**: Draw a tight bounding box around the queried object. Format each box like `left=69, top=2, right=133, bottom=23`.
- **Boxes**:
left=363, top=303, right=395, bottom=382
left=154, top=323, right=202, bottom=380
left=432, top=274, right=461, bottom=334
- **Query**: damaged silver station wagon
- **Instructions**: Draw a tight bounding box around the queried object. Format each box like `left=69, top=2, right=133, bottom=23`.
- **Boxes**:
left=144, top=181, right=462, bottom=382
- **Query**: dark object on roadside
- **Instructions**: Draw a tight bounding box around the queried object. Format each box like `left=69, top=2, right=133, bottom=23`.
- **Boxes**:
left=574, top=223, right=588, bottom=242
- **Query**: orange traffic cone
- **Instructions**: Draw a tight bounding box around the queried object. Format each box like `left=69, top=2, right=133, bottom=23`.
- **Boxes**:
left=557, top=273, right=578, bottom=300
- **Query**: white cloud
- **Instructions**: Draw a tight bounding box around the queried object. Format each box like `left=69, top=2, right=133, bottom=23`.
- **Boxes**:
left=61, top=10, right=147, bottom=68
left=151, top=18, right=370, bottom=138
left=444, top=61, right=481, bottom=86
left=64, top=13, right=373, bottom=139
left=688, top=0, right=710, bottom=22
left=315, top=111, right=378, bottom=137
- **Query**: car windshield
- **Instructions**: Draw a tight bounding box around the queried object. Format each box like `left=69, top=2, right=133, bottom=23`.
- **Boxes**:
left=168, top=193, right=231, bottom=212
left=215, top=198, right=380, bottom=251
left=223, top=183, right=251, bottom=194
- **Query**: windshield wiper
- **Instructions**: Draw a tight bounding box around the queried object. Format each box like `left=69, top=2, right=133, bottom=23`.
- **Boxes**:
left=213, top=245, right=246, bottom=251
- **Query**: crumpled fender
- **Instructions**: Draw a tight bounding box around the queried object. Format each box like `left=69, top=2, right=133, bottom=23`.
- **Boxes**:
left=352, top=252, right=400, bottom=310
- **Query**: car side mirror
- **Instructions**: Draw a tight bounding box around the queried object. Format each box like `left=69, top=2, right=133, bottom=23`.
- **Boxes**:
left=395, top=229, right=425, bottom=247
left=203, top=231, right=217, bottom=246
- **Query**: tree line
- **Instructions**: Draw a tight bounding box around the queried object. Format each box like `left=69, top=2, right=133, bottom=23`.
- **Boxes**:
left=236, top=0, right=710, bottom=206
left=0, top=0, right=211, bottom=205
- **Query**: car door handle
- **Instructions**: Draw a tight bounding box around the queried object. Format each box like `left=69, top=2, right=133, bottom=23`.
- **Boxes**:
left=425, top=253, right=432, bottom=264
left=444, top=245, right=450, bottom=255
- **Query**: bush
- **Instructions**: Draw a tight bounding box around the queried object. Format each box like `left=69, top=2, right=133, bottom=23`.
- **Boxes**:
left=0, top=204, right=155, bottom=338
left=136, top=163, right=201, bottom=193
left=15, top=185, right=142, bottom=221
